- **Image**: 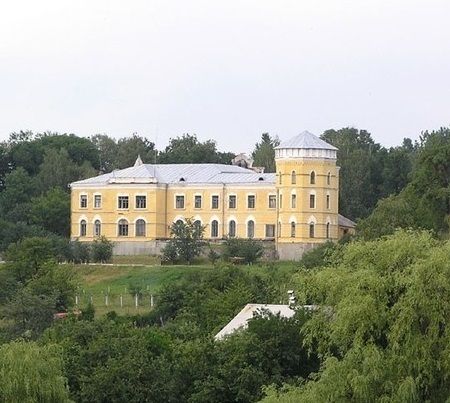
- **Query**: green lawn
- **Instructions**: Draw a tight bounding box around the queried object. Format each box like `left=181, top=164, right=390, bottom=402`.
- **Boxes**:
left=73, top=263, right=214, bottom=316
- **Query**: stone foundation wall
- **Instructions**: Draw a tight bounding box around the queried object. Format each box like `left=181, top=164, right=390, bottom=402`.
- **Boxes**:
left=112, top=240, right=168, bottom=256
left=276, top=242, right=317, bottom=261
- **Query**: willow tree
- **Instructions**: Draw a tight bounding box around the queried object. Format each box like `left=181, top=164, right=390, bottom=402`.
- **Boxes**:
left=0, top=341, right=71, bottom=402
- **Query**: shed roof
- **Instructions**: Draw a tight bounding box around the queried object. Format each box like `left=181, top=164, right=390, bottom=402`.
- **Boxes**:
left=338, top=214, right=356, bottom=228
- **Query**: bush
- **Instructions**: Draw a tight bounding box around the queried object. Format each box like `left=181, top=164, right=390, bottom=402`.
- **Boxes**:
left=223, top=238, right=264, bottom=264
left=90, top=236, right=113, bottom=263
left=207, top=246, right=220, bottom=264
left=161, top=241, right=178, bottom=264
left=70, top=240, right=90, bottom=263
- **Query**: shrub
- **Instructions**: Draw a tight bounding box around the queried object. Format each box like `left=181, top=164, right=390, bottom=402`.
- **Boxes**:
left=161, top=242, right=178, bottom=264
left=223, top=238, right=264, bottom=264
left=70, top=240, right=90, bottom=263
left=90, top=236, right=113, bottom=263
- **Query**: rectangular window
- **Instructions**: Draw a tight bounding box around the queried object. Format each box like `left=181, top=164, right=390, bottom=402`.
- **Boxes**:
left=265, top=224, right=275, bottom=238
left=229, top=195, right=237, bottom=209
left=80, top=195, right=87, bottom=208
left=136, top=195, right=147, bottom=209
left=211, top=195, right=219, bottom=209
left=279, top=194, right=282, bottom=208
left=176, top=195, right=185, bottom=209
left=326, top=195, right=330, bottom=209
left=291, top=194, right=296, bottom=209
left=291, top=222, right=296, bottom=238
left=118, top=196, right=129, bottom=209
left=94, top=195, right=101, bottom=208
left=194, top=195, right=202, bottom=209
left=247, top=195, right=256, bottom=209
left=310, top=194, right=315, bottom=209
left=268, top=195, right=276, bottom=209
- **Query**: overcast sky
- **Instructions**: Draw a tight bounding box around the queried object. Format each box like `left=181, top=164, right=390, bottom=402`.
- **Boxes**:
left=1, top=0, right=449, bottom=153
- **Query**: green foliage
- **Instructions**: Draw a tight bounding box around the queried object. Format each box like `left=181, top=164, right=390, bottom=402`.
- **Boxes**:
left=164, top=218, right=206, bottom=264
left=207, top=246, right=220, bottom=264
left=69, top=240, right=90, bottom=263
left=223, top=237, right=264, bottom=264
left=81, top=302, right=95, bottom=321
left=0, top=341, right=71, bottom=402
left=299, top=241, right=337, bottom=269
left=158, top=134, right=234, bottom=164
left=264, top=230, right=450, bottom=402
left=30, top=187, right=71, bottom=236
left=251, top=133, right=280, bottom=173
left=90, top=236, right=114, bottom=263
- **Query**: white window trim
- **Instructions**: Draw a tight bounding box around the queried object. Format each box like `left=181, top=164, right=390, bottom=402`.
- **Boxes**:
left=309, top=190, right=317, bottom=209
left=193, top=193, right=202, bottom=209
left=246, top=193, right=256, bottom=209
left=117, top=194, right=130, bottom=210
left=93, top=193, right=102, bottom=209
left=268, top=193, right=277, bottom=209
left=228, top=193, right=237, bottom=209
left=174, top=193, right=186, bottom=210
left=134, top=194, right=147, bottom=210
left=79, top=193, right=88, bottom=209
left=211, top=194, right=220, bottom=210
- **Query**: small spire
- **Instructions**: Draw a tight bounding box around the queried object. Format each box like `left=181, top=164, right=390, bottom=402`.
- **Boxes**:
left=134, top=155, right=143, bottom=167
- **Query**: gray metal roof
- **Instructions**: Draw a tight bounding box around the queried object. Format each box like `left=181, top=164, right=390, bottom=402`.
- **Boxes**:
left=276, top=131, right=338, bottom=150
left=338, top=214, right=356, bottom=228
left=71, top=163, right=276, bottom=186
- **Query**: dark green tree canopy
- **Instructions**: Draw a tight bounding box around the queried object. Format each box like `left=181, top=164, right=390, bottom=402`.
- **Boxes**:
left=251, top=133, right=280, bottom=173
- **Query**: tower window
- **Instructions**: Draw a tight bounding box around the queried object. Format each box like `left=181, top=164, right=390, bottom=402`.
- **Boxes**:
left=327, top=172, right=331, bottom=186
left=326, top=222, right=330, bottom=239
left=310, top=194, right=316, bottom=209
left=291, top=171, right=296, bottom=184
left=326, top=195, right=330, bottom=209
left=291, top=194, right=296, bottom=209
left=309, top=223, right=315, bottom=238
left=279, top=172, right=282, bottom=185
left=310, top=171, right=316, bottom=184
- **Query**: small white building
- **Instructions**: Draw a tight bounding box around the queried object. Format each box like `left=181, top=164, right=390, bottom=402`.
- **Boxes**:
left=214, top=303, right=296, bottom=341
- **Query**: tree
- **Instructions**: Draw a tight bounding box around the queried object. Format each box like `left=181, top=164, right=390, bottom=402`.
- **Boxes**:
left=116, top=134, right=157, bottom=168
left=36, top=148, right=96, bottom=192
left=90, top=236, right=114, bottom=263
left=158, top=134, right=234, bottom=164
left=263, top=230, right=450, bottom=402
left=223, top=238, right=264, bottom=264
left=91, top=134, right=119, bottom=172
left=163, top=218, right=206, bottom=264
left=251, top=133, right=280, bottom=173
left=0, top=341, right=71, bottom=402
left=30, top=187, right=71, bottom=236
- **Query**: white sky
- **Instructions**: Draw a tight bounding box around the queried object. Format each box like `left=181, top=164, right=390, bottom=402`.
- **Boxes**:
left=1, top=0, right=449, bottom=153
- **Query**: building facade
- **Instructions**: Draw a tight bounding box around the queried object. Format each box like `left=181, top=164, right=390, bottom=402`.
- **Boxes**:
left=70, top=131, right=355, bottom=260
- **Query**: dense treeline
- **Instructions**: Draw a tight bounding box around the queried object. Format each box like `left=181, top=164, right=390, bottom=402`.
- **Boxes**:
left=0, top=132, right=235, bottom=252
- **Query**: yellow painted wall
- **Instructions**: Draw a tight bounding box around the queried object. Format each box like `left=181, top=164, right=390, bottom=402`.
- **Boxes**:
left=70, top=157, right=342, bottom=245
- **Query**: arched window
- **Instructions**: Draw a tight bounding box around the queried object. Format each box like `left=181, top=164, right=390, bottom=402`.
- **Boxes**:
left=135, top=219, right=146, bottom=237
left=291, top=194, right=296, bottom=209
left=194, top=220, right=202, bottom=236
left=327, top=172, right=331, bottom=186
left=326, top=222, right=330, bottom=239
left=80, top=220, right=87, bottom=236
left=291, top=171, right=296, bottom=184
left=247, top=220, right=255, bottom=238
left=175, top=219, right=184, bottom=226
left=309, top=222, right=315, bottom=238
left=290, top=222, right=296, bottom=238
left=94, top=220, right=101, bottom=237
left=310, top=171, right=316, bottom=184
left=118, top=219, right=128, bottom=236
left=211, top=220, right=219, bottom=238
left=229, top=220, right=236, bottom=238
left=279, top=172, right=282, bottom=185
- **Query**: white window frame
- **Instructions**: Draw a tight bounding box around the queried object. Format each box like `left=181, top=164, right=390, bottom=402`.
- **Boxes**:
left=175, top=194, right=185, bottom=209
left=135, top=194, right=147, bottom=210
left=93, top=194, right=102, bottom=209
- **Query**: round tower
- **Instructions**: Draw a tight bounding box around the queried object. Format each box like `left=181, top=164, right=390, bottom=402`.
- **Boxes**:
left=275, top=131, right=339, bottom=260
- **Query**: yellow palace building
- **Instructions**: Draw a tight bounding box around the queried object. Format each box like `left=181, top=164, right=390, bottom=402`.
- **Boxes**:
left=70, top=131, right=355, bottom=260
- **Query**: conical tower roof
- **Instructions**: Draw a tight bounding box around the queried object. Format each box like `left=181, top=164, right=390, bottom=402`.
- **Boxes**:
left=276, top=131, right=337, bottom=150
